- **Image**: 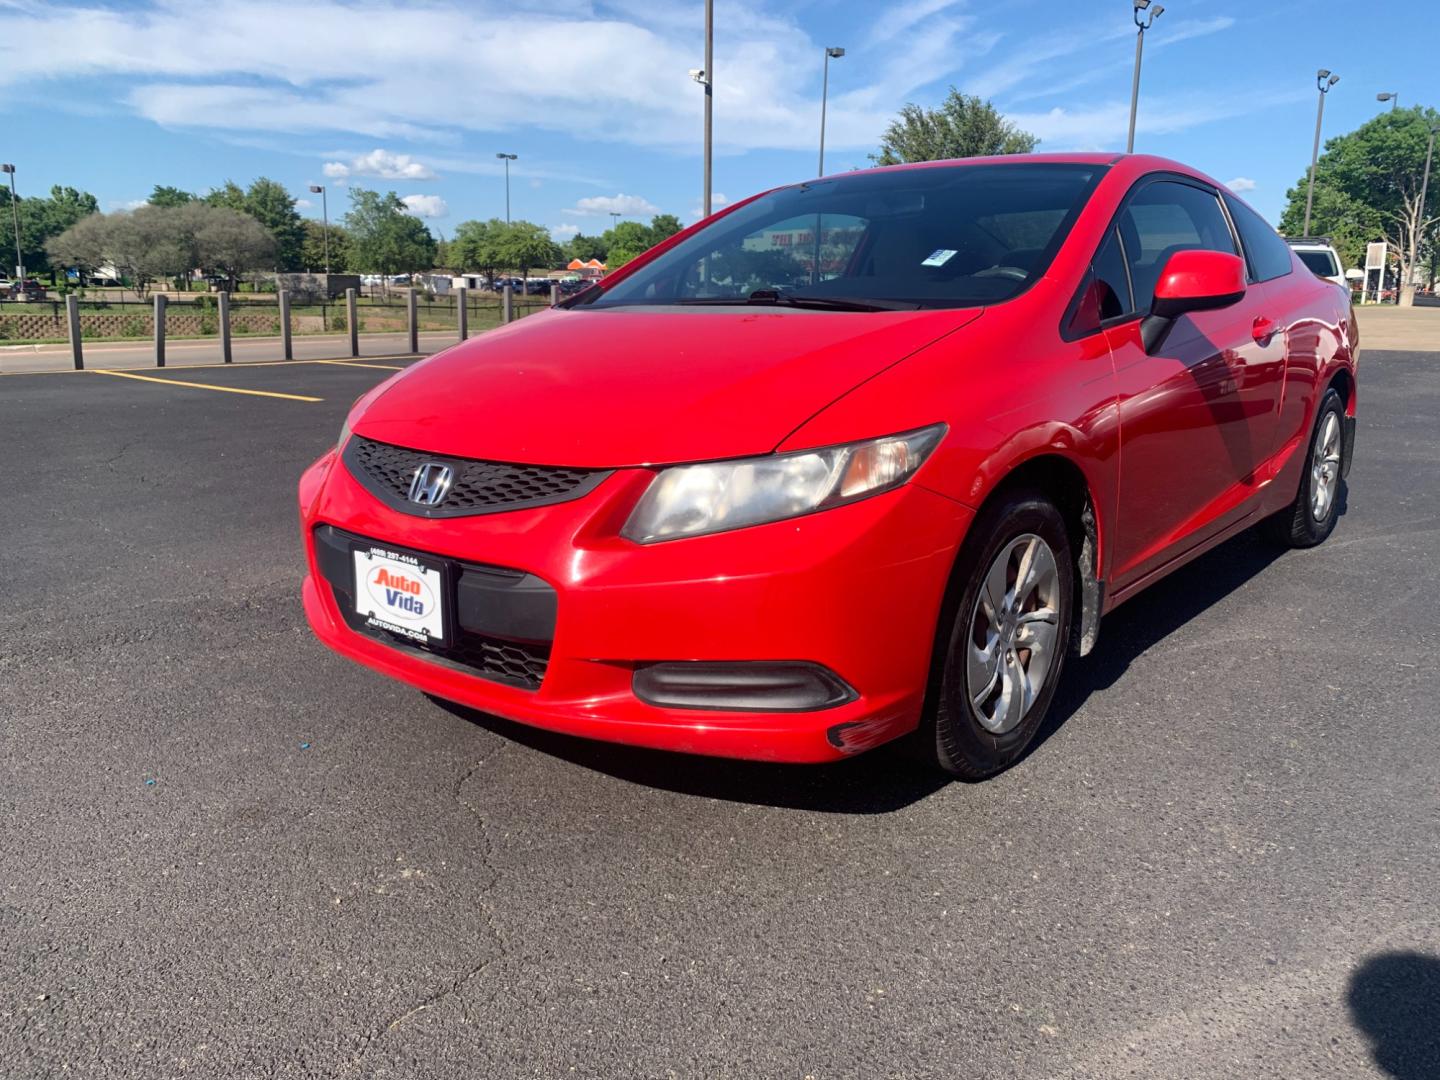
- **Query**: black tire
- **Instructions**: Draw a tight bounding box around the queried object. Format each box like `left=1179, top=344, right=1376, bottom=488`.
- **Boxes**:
left=921, top=490, right=1075, bottom=781
left=1263, top=388, right=1346, bottom=548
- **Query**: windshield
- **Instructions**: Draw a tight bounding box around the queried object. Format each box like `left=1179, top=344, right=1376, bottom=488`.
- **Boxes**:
left=576, top=163, right=1103, bottom=311
left=1296, top=249, right=1340, bottom=277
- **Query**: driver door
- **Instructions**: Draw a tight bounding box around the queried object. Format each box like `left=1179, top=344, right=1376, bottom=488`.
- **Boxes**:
left=1103, top=178, right=1285, bottom=592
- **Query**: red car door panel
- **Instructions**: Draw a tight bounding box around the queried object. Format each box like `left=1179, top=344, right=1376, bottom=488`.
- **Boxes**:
left=1101, top=179, right=1284, bottom=592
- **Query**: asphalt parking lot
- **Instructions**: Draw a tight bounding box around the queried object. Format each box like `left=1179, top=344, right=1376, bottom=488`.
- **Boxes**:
left=2, top=348, right=1438, bottom=1079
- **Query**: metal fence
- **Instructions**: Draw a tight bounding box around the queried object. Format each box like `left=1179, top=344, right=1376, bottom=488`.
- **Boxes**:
left=0, top=286, right=553, bottom=365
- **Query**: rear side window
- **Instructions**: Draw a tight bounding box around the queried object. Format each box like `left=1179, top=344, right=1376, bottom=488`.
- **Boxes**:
left=1296, top=249, right=1340, bottom=277
left=1224, top=195, right=1295, bottom=282
left=1118, top=181, right=1235, bottom=310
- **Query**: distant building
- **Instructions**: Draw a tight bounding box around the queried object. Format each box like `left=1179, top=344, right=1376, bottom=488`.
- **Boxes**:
left=566, top=258, right=607, bottom=280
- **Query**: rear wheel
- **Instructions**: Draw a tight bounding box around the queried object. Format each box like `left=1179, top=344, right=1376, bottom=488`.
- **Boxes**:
left=924, top=492, right=1075, bottom=780
left=1264, top=388, right=1346, bottom=548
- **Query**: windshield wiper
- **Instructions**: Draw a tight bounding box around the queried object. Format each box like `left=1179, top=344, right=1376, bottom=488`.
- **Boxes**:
left=674, top=289, right=918, bottom=312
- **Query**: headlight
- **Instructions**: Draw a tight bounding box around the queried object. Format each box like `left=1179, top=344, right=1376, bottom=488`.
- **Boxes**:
left=622, top=424, right=945, bottom=543
left=336, top=419, right=352, bottom=453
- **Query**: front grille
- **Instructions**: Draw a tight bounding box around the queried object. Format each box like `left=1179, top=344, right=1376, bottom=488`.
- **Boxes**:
left=313, top=525, right=554, bottom=691
left=344, top=436, right=609, bottom=518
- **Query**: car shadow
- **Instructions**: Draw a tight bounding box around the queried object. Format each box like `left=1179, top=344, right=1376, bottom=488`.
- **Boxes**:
left=433, top=493, right=1346, bottom=813
left=1346, top=951, right=1440, bottom=1079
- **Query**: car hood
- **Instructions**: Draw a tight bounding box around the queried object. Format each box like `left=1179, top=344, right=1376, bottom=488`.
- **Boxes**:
left=354, top=306, right=982, bottom=468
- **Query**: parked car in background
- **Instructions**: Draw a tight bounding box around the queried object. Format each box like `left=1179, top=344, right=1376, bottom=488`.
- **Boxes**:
left=1286, top=237, right=1347, bottom=290
left=0, top=278, right=12, bottom=299
left=301, top=154, right=1358, bottom=780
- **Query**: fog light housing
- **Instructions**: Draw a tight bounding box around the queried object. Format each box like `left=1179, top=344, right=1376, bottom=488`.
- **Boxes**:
left=632, top=661, right=857, bottom=712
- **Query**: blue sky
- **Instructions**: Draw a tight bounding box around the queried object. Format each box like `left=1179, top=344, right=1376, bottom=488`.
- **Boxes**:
left=1, top=0, right=1434, bottom=239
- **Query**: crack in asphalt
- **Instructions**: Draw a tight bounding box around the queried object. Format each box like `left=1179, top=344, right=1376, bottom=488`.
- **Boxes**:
left=345, top=746, right=510, bottom=1075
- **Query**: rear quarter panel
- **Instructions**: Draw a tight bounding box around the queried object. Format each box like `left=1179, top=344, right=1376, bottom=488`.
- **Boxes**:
left=1255, top=261, right=1357, bottom=515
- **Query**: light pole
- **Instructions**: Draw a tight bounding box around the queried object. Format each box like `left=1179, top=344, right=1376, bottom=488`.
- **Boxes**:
left=609, top=211, right=621, bottom=229
left=1303, top=69, right=1340, bottom=237
left=1126, top=0, right=1164, bottom=154
left=688, top=0, right=714, bottom=218
left=1401, top=123, right=1439, bottom=307
left=1377, top=92, right=1398, bottom=111
left=2, top=163, right=22, bottom=294
left=496, top=152, right=517, bottom=223
left=817, top=46, right=845, bottom=176
left=308, top=184, right=330, bottom=274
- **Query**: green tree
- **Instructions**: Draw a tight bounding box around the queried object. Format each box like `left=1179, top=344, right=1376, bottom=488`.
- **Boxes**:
left=1279, top=105, right=1440, bottom=305
left=872, top=89, right=1038, bottom=165
left=451, top=218, right=507, bottom=277
left=202, top=180, right=248, bottom=212
left=242, top=177, right=304, bottom=271
left=149, top=185, right=195, bottom=208
left=302, top=219, right=349, bottom=273
left=649, top=214, right=683, bottom=243
left=344, top=188, right=437, bottom=276
left=47, top=203, right=275, bottom=295
left=564, top=232, right=608, bottom=264
left=3, top=185, right=101, bottom=278
left=495, top=220, right=563, bottom=286
left=601, top=220, right=654, bottom=269
left=591, top=215, right=686, bottom=270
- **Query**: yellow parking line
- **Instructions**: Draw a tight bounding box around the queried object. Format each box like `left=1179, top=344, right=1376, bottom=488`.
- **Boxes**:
left=314, top=359, right=406, bottom=371
left=2, top=353, right=424, bottom=376
left=91, top=369, right=323, bottom=402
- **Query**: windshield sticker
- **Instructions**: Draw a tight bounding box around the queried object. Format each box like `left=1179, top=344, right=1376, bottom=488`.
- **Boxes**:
left=922, top=249, right=957, bottom=267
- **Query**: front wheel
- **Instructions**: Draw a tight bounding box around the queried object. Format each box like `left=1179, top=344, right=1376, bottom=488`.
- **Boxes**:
left=924, top=492, right=1075, bottom=780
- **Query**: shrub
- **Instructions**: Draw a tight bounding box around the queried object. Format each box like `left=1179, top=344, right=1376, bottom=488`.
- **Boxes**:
left=121, top=315, right=148, bottom=338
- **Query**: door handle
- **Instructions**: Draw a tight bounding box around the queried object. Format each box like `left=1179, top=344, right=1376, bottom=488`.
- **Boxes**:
left=1252, top=315, right=1277, bottom=343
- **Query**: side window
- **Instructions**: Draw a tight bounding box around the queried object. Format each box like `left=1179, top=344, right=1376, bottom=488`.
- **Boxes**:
left=1093, top=227, right=1131, bottom=319
left=1118, top=181, right=1236, bottom=310
left=1065, top=227, right=1132, bottom=337
left=1224, top=194, right=1294, bottom=282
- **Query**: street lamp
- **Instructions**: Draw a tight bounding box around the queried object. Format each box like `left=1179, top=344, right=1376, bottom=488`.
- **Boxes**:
left=1377, top=92, right=1398, bottom=110
left=2, top=163, right=22, bottom=295
left=1303, top=69, right=1340, bottom=236
left=609, top=211, right=622, bottom=228
left=818, top=46, right=845, bottom=176
left=1126, top=0, right=1164, bottom=154
left=307, top=184, right=330, bottom=274
left=496, top=152, right=518, bottom=223
left=1401, top=123, right=1439, bottom=306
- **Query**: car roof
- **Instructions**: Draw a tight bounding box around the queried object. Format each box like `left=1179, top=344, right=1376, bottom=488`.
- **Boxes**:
left=798, top=153, right=1236, bottom=204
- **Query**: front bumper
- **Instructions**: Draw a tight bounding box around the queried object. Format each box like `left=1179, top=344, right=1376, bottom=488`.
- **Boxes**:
left=299, top=447, right=971, bottom=763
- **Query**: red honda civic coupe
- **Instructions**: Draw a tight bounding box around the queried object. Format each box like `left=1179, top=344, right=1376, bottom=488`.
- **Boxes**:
left=299, top=153, right=1357, bottom=779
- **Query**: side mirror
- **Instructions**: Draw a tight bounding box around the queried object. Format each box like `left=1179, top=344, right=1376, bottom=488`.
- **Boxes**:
left=1141, top=249, right=1247, bottom=353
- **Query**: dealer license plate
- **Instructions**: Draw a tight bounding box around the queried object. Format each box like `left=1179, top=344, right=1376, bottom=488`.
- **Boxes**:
left=352, top=546, right=447, bottom=645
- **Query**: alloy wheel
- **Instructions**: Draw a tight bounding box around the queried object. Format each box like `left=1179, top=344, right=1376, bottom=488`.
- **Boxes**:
left=1310, top=411, right=1342, bottom=521
left=965, top=533, right=1062, bottom=736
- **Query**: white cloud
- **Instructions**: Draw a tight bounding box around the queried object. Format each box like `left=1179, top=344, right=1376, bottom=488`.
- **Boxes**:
left=550, top=223, right=580, bottom=240
left=1226, top=176, right=1257, bottom=192
left=110, top=198, right=148, bottom=211
left=689, top=192, right=731, bottom=222
left=972, top=16, right=1236, bottom=105
left=0, top=0, right=1002, bottom=154
left=1006, top=90, right=1311, bottom=151
left=325, top=148, right=436, bottom=181
left=565, top=193, right=662, bottom=218
left=295, top=197, right=313, bottom=209
left=401, top=194, right=448, bottom=218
